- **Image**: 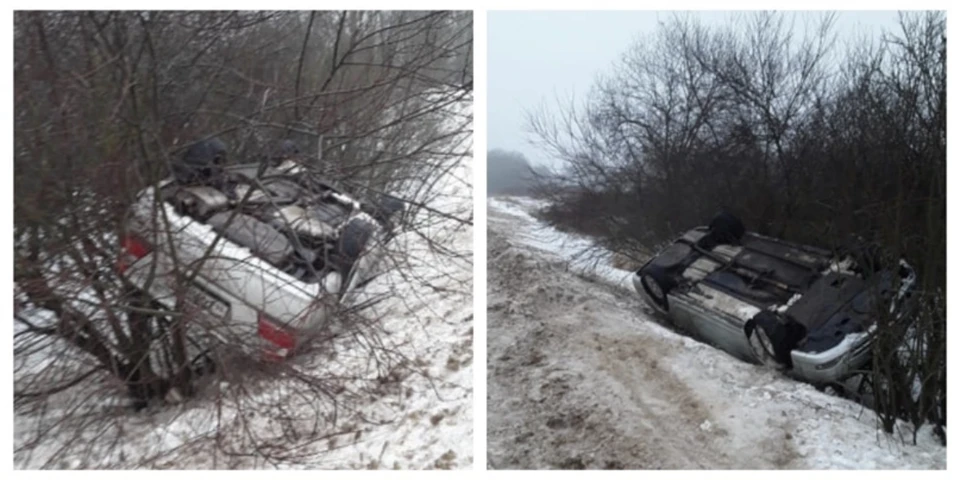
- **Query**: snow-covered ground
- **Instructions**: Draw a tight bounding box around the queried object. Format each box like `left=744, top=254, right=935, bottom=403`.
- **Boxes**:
left=487, top=196, right=945, bottom=470
left=14, top=158, right=473, bottom=469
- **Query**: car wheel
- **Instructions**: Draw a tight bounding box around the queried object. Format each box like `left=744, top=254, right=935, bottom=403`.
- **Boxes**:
left=339, top=217, right=379, bottom=260
left=335, top=218, right=382, bottom=295
left=746, top=320, right=782, bottom=368
left=708, top=211, right=745, bottom=244
left=373, top=195, right=405, bottom=231
left=641, top=273, right=670, bottom=312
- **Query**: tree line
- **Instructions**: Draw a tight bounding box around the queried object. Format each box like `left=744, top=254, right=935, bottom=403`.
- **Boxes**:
left=528, top=12, right=945, bottom=444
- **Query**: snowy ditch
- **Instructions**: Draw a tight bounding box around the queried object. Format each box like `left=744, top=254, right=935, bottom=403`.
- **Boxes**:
left=15, top=147, right=474, bottom=468
left=487, top=195, right=944, bottom=469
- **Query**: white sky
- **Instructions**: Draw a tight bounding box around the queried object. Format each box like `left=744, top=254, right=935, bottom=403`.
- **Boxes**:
left=488, top=10, right=906, bottom=167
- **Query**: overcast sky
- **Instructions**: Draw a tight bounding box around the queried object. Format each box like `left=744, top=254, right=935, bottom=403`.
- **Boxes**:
left=488, top=10, right=905, bottom=167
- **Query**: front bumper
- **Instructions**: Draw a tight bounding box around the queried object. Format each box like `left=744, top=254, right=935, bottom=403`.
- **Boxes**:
left=791, top=258, right=917, bottom=383
left=790, top=330, right=873, bottom=383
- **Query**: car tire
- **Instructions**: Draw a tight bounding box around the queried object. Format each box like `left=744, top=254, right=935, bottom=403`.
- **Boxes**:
left=708, top=211, right=745, bottom=245
left=374, top=195, right=405, bottom=231
left=745, top=319, right=782, bottom=368
left=173, top=138, right=228, bottom=186
left=640, top=271, right=671, bottom=312
left=334, top=218, right=382, bottom=295
left=339, top=217, right=378, bottom=260
left=744, top=310, right=804, bottom=369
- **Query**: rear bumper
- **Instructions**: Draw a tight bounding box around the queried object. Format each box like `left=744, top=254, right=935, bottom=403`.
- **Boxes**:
left=120, top=255, right=330, bottom=359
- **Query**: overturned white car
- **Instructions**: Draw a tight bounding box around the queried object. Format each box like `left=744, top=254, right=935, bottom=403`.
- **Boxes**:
left=119, top=138, right=404, bottom=363
left=632, top=212, right=916, bottom=385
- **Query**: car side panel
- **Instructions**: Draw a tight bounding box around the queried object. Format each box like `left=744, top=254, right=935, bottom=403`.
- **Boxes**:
left=671, top=289, right=759, bottom=363
left=666, top=293, right=705, bottom=337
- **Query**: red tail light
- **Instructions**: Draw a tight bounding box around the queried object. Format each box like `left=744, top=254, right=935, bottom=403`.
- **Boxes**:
left=258, top=313, right=297, bottom=362
left=117, top=233, right=153, bottom=273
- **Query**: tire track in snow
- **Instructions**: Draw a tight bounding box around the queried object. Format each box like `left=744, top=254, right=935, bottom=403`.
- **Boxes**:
left=487, top=225, right=797, bottom=468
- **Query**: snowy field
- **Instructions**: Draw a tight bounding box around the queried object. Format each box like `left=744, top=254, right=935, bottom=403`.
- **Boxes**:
left=14, top=149, right=474, bottom=468
left=487, top=195, right=945, bottom=470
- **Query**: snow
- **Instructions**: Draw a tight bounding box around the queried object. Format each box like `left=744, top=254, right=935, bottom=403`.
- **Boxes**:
left=487, top=196, right=635, bottom=291
left=773, top=293, right=803, bottom=313
left=823, top=256, right=856, bottom=276
left=15, top=136, right=473, bottom=468
left=487, top=195, right=945, bottom=470
left=688, top=285, right=762, bottom=322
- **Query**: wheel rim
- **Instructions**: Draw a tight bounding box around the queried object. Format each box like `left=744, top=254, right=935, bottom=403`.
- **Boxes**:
left=757, top=328, right=775, bottom=356
left=749, top=324, right=776, bottom=363
left=643, top=275, right=664, bottom=301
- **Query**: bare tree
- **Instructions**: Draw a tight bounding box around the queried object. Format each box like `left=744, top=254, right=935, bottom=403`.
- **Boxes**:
left=15, top=10, right=472, bottom=468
